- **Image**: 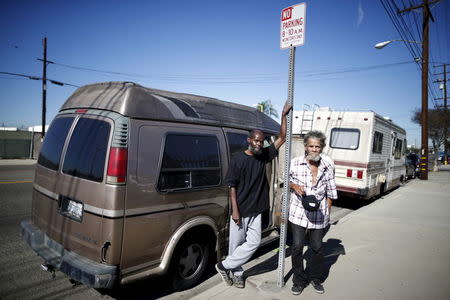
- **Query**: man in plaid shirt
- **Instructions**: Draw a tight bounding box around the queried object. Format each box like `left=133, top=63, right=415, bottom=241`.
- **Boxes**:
left=288, top=130, right=337, bottom=296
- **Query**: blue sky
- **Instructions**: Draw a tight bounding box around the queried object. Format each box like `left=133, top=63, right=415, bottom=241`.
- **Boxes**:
left=1, top=0, right=449, bottom=147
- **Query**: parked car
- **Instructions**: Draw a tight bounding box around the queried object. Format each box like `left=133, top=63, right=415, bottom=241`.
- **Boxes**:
left=21, top=82, right=284, bottom=290
left=437, top=151, right=450, bottom=163
left=405, top=153, right=419, bottom=179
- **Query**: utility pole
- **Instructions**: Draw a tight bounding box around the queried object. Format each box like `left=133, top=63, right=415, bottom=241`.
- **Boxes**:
left=41, top=37, right=47, bottom=139
left=398, top=0, right=440, bottom=180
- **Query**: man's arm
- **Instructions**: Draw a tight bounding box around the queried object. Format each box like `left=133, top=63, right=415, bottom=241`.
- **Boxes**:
left=229, top=187, right=241, bottom=226
left=327, top=198, right=332, bottom=214
left=274, top=101, right=293, bottom=150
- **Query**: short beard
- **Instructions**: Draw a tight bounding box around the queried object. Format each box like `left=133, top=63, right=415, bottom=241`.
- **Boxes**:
left=306, top=153, right=321, bottom=162
left=248, top=145, right=262, bottom=155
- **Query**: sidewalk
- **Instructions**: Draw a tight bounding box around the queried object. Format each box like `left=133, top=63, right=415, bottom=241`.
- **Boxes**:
left=192, top=166, right=450, bottom=300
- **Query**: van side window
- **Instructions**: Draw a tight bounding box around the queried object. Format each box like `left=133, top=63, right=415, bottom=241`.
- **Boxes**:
left=38, top=117, right=74, bottom=171
left=394, top=139, right=403, bottom=159
left=158, top=134, right=221, bottom=191
left=372, top=131, right=383, bottom=154
left=330, top=128, right=360, bottom=150
left=227, top=133, right=248, bottom=156
left=62, top=118, right=111, bottom=182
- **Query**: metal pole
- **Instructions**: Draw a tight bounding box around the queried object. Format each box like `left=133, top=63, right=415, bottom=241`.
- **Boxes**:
left=443, top=64, right=448, bottom=165
left=420, top=2, right=429, bottom=180
left=277, top=46, right=295, bottom=288
left=41, top=37, right=47, bottom=139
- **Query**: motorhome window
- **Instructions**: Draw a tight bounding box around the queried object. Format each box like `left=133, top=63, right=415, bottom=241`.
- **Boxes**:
left=403, top=139, right=407, bottom=155
left=394, top=139, right=402, bottom=159
left=62, top=118, right=111, bottom=182
left=37, top=117, right=74, bottom=171
left=158, top=134, right=221, bottom=191
left=330, top=128, right=360, bottom=150
left=372, top=131, right=383, bottom=154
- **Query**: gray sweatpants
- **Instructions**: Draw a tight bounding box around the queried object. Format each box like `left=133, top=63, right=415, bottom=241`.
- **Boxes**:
left=222, top=214, right=261, bottom=276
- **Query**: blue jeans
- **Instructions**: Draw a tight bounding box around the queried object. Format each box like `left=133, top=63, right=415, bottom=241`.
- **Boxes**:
left=290, top=221, right=324, bottom=286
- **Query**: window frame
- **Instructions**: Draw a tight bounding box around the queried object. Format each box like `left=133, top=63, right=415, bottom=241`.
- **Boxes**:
left=394, top=138, right=403, bottom=159
left=226, top=132, right=249, bottom=157
left=61, top=116, right=112, bottom=183
left=157, top=132, right=222, bottom=193
left=37, top=116, right=75, bottom=171
left=372, top=131, right=384, bottom=154
left=329, top=128, right=361, bottom=150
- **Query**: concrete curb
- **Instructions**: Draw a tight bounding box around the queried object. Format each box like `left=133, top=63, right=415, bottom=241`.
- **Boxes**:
left=0, top=159, right=37, bottom=166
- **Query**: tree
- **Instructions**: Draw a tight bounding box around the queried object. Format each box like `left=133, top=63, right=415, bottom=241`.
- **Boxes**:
left=256, top=100, right=279, bottom=119
left=411, top=108, right=450, bottom=169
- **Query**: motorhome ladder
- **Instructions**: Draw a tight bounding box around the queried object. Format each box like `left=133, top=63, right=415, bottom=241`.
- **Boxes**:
left=300, top=104, right=318, bottom=134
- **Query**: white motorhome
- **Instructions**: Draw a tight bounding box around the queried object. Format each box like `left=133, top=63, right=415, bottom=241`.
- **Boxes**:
left=289, top=107, right=406, bottom=200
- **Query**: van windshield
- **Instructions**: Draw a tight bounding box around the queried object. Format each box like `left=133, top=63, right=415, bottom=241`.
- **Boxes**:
left=38, top=117, right=74, bottom=170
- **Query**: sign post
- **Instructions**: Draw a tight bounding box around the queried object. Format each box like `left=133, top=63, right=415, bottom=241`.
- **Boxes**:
left=277, top=2, right=306, bottom=288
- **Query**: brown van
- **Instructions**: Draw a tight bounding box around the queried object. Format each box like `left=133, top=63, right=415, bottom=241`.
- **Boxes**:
left=21, top=81, right=283, bottom=290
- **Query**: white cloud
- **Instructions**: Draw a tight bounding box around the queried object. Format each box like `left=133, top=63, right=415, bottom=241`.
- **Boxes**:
left=356, top=1, right=364, bottom=29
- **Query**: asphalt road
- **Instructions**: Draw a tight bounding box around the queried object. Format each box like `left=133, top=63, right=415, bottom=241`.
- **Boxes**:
left=0, top=162, right=357, bottom=300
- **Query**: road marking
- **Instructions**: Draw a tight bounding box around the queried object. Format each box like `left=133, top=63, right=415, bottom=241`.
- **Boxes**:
left=0, top=180, right=33, bottom=184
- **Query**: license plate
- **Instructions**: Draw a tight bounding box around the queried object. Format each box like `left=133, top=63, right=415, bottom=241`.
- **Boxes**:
left=60, top=197, right=83, bottom=222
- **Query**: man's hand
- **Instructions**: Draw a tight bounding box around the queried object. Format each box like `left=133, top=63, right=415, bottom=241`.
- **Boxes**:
left=274, top=101, right=293, bottom=150
left=289, top=182, right=305, bottom=196
left=232, top=210, right=241, bottom=226
left=282, top=101, right=293, bottom=116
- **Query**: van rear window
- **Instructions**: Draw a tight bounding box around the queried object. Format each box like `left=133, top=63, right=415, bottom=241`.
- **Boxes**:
left=158, top=134, right=221, bottom=191
left=62, top=118, right=111, bottom=182
left=38, top=117, right=74, bottom=170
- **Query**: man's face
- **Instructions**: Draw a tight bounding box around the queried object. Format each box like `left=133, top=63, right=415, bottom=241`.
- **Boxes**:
left=248, top=132, right=264, bottom=155
left=305, top=138, right=322, bottom=162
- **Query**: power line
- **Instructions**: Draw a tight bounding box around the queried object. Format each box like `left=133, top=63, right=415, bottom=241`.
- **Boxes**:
left=0, top=71, right=80, bottom=87
left=49, top=59, right=416, bottom=84
left=380, top=0, right=444, bottom=108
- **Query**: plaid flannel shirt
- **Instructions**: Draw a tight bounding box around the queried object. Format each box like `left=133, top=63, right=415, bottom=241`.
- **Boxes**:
left=288, top=155, right=338, bottom=229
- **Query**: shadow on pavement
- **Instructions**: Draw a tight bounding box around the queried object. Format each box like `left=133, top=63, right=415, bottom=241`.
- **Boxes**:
left=99, top=265, right=217, bottom=300
left=243, top=234, right=345, bottom=285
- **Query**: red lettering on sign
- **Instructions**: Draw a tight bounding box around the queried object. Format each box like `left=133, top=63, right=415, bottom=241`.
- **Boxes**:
left=283, top=18, right=304, bottom=30
left=281, top=7, right=293, bottom=21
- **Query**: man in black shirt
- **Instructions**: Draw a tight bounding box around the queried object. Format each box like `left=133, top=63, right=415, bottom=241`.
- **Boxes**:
left=215, top=101, right=292, bottom=288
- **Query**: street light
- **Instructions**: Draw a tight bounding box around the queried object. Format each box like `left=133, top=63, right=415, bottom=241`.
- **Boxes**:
left=374, top=39, right=422, bottom=49
left=375, top=37, right=429, bottom=180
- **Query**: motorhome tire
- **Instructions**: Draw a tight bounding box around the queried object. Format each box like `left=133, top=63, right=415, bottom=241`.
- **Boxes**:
left=170, top=235, right=210, bottom=291
left=380, top=183, right=386, bottom=196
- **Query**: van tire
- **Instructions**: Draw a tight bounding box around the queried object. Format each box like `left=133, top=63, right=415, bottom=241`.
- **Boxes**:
left=169, top=235, right=211, bottom=291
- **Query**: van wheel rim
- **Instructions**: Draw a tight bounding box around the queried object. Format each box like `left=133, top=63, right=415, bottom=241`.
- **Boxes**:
left=178, top=244, right=204, bottom=279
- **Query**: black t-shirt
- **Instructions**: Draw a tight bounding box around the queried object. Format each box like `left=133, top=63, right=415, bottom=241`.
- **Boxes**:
left=225, top=144, right=278, bottom=217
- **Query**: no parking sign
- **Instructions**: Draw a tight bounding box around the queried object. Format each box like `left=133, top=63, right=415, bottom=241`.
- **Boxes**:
left=280, top=3, right=306, bottom=49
